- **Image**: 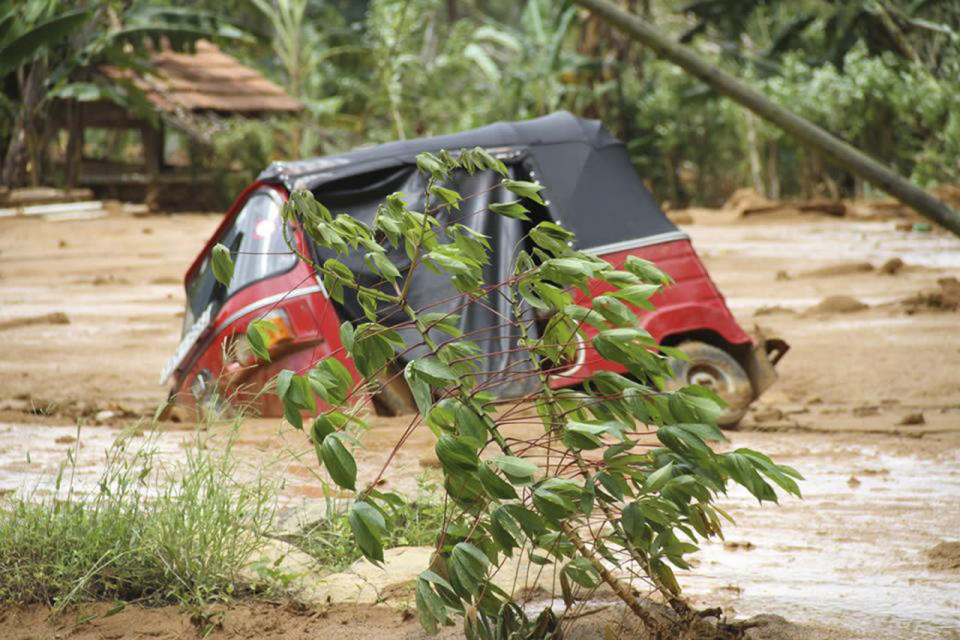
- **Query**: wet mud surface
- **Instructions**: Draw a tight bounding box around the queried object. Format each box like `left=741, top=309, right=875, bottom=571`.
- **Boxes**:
left=1, top=207, right=959, bottom=637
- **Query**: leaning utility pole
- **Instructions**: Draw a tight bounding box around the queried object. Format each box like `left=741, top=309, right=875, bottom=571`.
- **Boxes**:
left=572, top=0, right=960, bottom=237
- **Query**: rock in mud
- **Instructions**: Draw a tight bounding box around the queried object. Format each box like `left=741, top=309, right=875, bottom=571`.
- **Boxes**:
left=754, top=305, right=797, bottom=316
left=897, top=412, right=925, bottom=426
left=797, top=262, right=874, bottom=278
left=902, top=277, right=960, bottom=312
left=805, top=295, right=869, bottom=315
left=752, top=408, right=784, bottom=423
left=723, top=540, right=755, bottom=551
left=927, top=541, right=960, bottom=572
left=879, top=257, right=904, bottom=275
left=94, top=410, right=116, bottom=423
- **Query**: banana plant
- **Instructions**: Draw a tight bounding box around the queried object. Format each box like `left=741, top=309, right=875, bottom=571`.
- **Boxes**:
left=0, top=0, right=249, bottom=187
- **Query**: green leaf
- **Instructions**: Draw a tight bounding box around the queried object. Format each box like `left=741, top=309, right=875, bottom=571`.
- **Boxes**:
left=211, top=243, right=234, bottom=286
left=321, top=434, right=357, bottom=491
left=469, top=147, right=508, bottom=176
left=592, top=295, right=637, bottom=328
left=308, top=358, right=352, bottom=405
left=419, top=312, right=462, bottom=338
left=429, top=185, right=462, bottom=209
left=367, top=251, right=401, bottom=284
left=246, top=320, right=271, bottom=362
left=489, top=507, right=523, bottom=555
left=650, top=558, right=681, bottom=595
left=644, top=462, right=675, bottom=493
left=529, top=221, right=574, bottom=256
left=489, top=455, right=538, bottom=485
left=563, top=304, right=608, bottom=332
left=502, top=504, right=547, bottom=538
left=478, top=463, right=518, bottom=500
left=322, top=258, right=355, bottom=304
left=404, top=362, right=434, bottom=415
left=0, top=10, right=91, bottom=76
left=501, top=179, right=545, bottom=204
left=561, top=557, right=600, bottom=588
left=338, top=321, right=355, bottom=353
left=349, top=501, right=386, bottom=565
left=624, top=256, right=672, bottom=285
left=416, top=152, right=448, bottom=180
left=489, top=200, right=530, bottom=220
left=410, top=356, right=459, bottom=386
left=415, top=577, right=447, bottom=634
left=435, top=434, right=479, bottom=474
left=311, top=413, right=338, bottom=444
left=609, top=283, right=660, bottom=310
left=456, top=404, right=489, bottom=448
left=275, top=369, right=294, bottom=401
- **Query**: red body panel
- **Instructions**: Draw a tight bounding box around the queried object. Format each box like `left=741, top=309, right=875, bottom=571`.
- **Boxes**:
left=549, top=238, right=751, bottom=388
left=170, top=189, right=751, bottom=417
left=169, top=185, right=356, bottom=416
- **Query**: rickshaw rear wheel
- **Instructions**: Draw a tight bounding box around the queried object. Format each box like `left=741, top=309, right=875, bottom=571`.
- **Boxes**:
left=664, top=341, right=753, bottom=428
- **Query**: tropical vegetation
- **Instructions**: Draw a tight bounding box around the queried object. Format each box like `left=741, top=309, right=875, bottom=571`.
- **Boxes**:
left=2, top=0, right=957, bottom=205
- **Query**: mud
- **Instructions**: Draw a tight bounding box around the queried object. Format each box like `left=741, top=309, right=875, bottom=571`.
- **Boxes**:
left=0, top=310, right=69, bottom=331
left=928, top=542, right=960, bottom=572
left=795, top=261, right=874, bottom=278
left=2, top=207, right=960, bottom=638
left=803, top=295, right=869, bottom=315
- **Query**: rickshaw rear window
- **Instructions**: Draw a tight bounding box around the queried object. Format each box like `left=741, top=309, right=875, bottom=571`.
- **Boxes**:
left=183, top=192, right=295, bottom=333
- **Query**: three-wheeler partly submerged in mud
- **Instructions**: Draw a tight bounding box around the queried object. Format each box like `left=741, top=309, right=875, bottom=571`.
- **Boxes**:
left=162, top=111, right=787, bottom=427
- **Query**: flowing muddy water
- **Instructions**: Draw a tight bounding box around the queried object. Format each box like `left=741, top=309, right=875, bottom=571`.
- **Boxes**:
left=681, top=432, right=960, bottom=639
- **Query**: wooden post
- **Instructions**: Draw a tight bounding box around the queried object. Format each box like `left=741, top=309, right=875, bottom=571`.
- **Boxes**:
left=571, top=0, right=960, bottom=237
left=65, top=100, right=82, bottom=189
left=142, top=122, right=163, bottom=211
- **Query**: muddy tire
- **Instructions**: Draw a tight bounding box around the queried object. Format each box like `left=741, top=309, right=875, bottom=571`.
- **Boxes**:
left=665, top=341, right=753, bottom=428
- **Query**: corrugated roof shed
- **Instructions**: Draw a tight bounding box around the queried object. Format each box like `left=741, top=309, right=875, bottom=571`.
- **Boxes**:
left=106, top=40, right=302, bottom=115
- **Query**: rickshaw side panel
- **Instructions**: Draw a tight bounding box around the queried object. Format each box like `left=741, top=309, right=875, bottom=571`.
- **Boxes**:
left=549, top=237, right=751, bottom=388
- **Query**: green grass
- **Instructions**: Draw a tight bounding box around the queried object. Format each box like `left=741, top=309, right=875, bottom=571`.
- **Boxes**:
left=0, top=419, right=449, bottom=614
left=0, top=424, right=278, bottom=609
left=291, top=475, right=446, bottom=572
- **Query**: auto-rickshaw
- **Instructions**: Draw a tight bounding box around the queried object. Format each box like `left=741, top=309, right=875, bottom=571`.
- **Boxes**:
left=162, top=111, right=787, bottom=426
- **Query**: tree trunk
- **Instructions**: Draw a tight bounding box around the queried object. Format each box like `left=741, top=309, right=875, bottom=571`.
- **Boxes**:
left=571, top=0, right=960, bottom=237
left=744, top=111, right=764, bottom=196
left=2, top=62, right=46, bottom=187
left=767, top=140, right=780, bottom=200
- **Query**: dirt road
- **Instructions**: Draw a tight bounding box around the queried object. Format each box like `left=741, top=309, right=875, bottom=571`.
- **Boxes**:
left=1, top=206, right=958, bottom=638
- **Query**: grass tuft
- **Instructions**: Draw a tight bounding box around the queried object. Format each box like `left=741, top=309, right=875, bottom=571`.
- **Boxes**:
left=0, top=424, right=278, bottom=610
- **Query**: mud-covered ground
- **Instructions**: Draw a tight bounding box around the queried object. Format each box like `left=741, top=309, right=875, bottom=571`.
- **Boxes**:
left=1, top=205, right=959, bottom=638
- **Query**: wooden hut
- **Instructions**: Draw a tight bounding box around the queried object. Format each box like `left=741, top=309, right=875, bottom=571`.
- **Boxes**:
left=57, top=41, right=302, bottom=210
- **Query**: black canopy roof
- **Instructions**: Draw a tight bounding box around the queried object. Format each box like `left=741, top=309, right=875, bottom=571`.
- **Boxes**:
left=259, top=111, right=679, bottom=251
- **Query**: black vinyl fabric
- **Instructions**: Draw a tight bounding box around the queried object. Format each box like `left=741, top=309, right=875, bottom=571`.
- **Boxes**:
left=261, top=111, right=677, bottom=251
left=311, top=165, right=538, bottom=397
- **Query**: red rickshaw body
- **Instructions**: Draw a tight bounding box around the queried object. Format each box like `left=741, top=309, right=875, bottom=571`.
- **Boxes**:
left=164, top=112, right=776, bottom=418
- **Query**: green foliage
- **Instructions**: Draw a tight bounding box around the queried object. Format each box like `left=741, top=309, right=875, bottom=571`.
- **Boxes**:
left=0, top=0, right=249, bottom=185
left=292, top=476, right=446, bottom=572
left=259, top=147, right=802, bottom=636
left=0, top=426, right=277, bottom=607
